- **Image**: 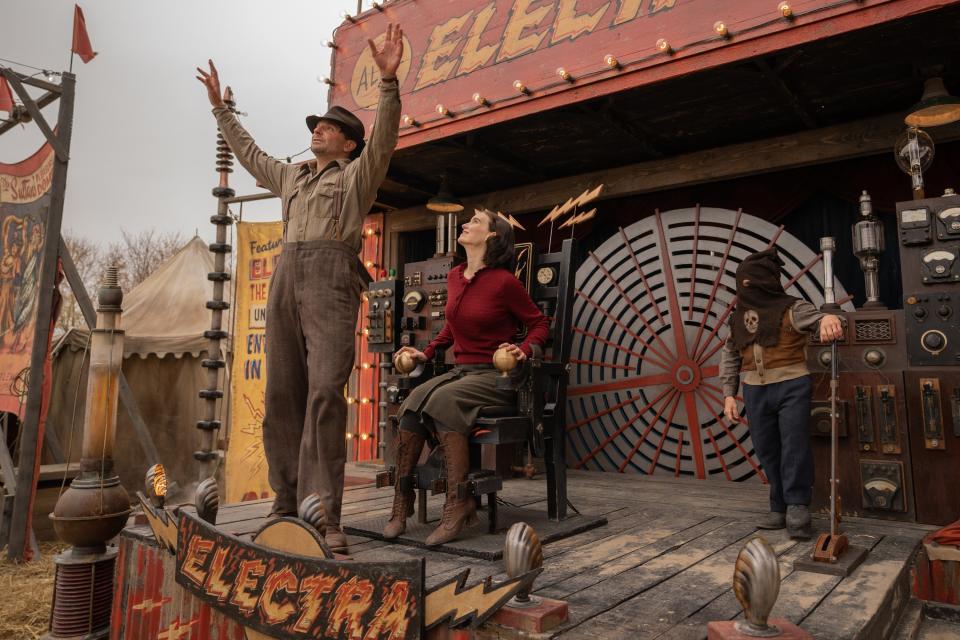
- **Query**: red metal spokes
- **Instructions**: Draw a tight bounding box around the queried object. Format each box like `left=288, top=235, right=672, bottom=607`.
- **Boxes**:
left=567, top=207, right=853, bottom=480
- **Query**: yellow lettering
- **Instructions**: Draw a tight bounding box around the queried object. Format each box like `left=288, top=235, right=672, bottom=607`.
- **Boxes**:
left=457, top=3, right=498, bottom=76
left=202, top=547, right=232, bottom=602
left=552, top=0, right=610, bottom=44
left=180, top=536, right=214, bottom=588
left=414, top=10, right=474, bottom=91
left=328, top=576, right=374, bottom=640
left=293, top=573, right=337, bottom=633
left=229, top=559, right=266, bottom=615
left=613, top=0, right=643, bottom=25
left=649, top=0, right=677, bottom=14
left=259, top=567, right=299, bottom=625
left=363, top=582, right=411, bottom=640
left=497, top=0, right=553, bottom=63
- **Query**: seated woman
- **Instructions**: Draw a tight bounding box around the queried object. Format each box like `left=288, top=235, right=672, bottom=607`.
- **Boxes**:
left=385, top=208, right=549, bottom=546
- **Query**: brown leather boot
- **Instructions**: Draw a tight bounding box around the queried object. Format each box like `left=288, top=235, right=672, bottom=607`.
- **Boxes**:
left=382, top=430, right=426, bottom=539
left=425, top=431, right=478, bottom=547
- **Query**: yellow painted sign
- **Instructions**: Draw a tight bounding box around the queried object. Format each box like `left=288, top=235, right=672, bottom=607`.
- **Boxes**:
left=225, top=221, right=283, bottom=504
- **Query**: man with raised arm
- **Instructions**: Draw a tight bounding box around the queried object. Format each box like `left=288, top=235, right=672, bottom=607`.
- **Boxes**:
left=197, top=24, right=404, bottom=554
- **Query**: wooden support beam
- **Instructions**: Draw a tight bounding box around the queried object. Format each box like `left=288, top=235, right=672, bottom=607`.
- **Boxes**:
left=7, top=72, right=75, bottom=562
left=456, top=111, right=960, bottom=216
left=754, top=58, right=817, bottom=129
left=0, top=90, right=59, bottom=137
left=1, top=69, right=68, bottom=161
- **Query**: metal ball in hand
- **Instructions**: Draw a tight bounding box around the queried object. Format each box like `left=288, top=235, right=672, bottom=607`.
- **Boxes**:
left=394, top=350, right=417, bottom=375
left=493, top=346, right=519, bottom=376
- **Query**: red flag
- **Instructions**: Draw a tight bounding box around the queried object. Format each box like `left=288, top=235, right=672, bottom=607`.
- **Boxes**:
left=71, top=4, right=97, bottom=63
left=0, top=77, right=13, bottom=113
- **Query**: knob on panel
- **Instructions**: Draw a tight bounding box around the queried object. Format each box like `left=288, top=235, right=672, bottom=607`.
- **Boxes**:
left=921, top=329, right=947, bottom=354
left=863, top=349, right=885, bottom=367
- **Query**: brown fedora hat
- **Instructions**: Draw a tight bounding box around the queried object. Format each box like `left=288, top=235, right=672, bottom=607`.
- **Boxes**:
left=306, top=106, right=365, bottom=159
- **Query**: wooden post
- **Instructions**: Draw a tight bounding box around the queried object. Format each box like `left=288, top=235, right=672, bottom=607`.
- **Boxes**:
left=6, top=71, right=75, bottom=562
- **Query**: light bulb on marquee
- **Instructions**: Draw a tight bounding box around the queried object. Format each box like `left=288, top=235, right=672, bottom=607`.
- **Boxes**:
left=402, top=114, right=419, bottom=127
left=341, top=11, right=356, bottom=23
left=777, top=2, right=794, bottom=19
left=604, top=54, right=620, bottom=69
left=324, top=40, right=337, bottom=49
left=714, top=20, right=730, bottom=38
left=557, top=67, right=573, bottom=82
left=473, top=92, right=489, bottom=106
left=513, top=80, right=530, bottom=95
left=656, top=38, right=673, bottom=54
left=436, top=104, right=451, bottom=117
left=320, top=76, right=335, bottom=86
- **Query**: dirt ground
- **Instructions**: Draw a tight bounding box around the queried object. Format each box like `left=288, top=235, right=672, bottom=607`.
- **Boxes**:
left=0, top=543, right=65, bottom=640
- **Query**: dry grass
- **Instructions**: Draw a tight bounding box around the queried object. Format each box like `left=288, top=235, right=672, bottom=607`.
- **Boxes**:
left=0, top=543, right=66, bottom=640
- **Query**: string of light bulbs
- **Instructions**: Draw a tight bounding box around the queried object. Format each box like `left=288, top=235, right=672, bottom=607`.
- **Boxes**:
left=327, top=0, right=871, bottom=133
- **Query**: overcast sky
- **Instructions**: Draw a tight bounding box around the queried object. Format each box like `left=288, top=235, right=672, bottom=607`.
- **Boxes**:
left=2, top=1, right=358, bottom=245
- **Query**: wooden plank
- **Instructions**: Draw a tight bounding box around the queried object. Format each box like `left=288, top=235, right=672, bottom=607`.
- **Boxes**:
left=572, top=532, right=798, bottom=639
left=383, top=112, right=960, bottom=230
left=799, top=534, right=921, bottom=640
left=545, top=520, right=759, bottom=634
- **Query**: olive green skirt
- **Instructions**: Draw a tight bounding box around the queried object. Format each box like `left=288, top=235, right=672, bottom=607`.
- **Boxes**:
left=398, top=365, right=516, bottom=434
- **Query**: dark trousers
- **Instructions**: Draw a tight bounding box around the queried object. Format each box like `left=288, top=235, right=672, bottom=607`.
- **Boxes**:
left=743, top=376, right=814, bottom=513
left=262, top=240, right=362, bottom=525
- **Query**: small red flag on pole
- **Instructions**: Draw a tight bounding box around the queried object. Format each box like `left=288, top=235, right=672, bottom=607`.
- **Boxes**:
left=71, top=4, right=97, bottom=64
left=0, top=77, right=14, bottom=113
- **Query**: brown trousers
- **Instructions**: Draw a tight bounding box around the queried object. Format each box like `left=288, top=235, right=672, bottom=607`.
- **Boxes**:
left=262, top=240, right=362, bottom=524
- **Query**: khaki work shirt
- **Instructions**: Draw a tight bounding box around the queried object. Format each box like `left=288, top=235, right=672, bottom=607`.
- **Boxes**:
left=212, top=78, right=401, bottom=253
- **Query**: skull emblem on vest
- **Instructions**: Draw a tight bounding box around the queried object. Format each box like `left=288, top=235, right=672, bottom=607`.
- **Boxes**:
left=744, top=310, right=759, bottom=334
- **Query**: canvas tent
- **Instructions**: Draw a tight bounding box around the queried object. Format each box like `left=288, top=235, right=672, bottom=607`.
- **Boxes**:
left=47, top=236, right=228, bottom=494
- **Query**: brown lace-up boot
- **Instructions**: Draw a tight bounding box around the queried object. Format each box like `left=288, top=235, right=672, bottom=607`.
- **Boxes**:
left=425, top=431, right=478, bottom=547
left=382, top=430, right=426, bottom=539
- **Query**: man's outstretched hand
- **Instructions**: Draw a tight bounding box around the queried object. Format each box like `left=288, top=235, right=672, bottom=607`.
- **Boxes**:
left=369, top=23, right=403, bottom=80
left=196, top=59, right=227, bottom=109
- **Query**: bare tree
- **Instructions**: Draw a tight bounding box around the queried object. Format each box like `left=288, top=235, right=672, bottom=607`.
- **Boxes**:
left=56, top=229, right=186, bottom=333
left=103, top=229, right=185, bottom=292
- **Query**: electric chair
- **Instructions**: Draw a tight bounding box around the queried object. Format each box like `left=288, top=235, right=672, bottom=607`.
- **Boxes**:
left=379, top=239, right=576, bottom=534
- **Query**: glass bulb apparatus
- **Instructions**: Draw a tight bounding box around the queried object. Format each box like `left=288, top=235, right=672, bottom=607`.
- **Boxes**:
left=894, top=127, right=935, bottom=197
left=852, top=190, right=886, bottom=308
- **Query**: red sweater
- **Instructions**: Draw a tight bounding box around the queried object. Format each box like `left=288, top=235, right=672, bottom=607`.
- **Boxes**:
left=422, top=264, right=550, bottom=364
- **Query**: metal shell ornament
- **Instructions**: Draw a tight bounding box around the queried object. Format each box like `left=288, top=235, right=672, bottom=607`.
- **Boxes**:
left=144, top=463, right=167, bottom=508
left=733, top=536, right=781, bottom=637
left=503, top=522, right=543, bottom=607
left=298, top=493, right=328, bottom=536
left=195, top=477, right=220, bottom=524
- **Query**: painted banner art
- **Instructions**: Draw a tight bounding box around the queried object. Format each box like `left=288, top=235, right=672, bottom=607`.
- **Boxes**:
left=225, top=221, right=283, bottom=503
left=0, top=143, right=55, bottom=415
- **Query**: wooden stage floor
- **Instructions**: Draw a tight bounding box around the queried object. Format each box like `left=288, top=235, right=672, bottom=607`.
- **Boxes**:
left=215, top=467, right=933, bottom=639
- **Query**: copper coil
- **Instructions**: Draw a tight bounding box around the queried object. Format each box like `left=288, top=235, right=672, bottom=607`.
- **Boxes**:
left=50, top=557, right=116, bottom=636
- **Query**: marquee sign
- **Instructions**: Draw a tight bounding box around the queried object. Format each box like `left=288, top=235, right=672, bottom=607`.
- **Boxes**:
left=329, top=0, right=938, bottom=148
left=137, top=489, right=540, bottom=638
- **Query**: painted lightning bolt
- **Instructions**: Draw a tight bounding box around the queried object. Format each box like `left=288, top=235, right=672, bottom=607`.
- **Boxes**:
left=424, top=568, right=542, bottom=630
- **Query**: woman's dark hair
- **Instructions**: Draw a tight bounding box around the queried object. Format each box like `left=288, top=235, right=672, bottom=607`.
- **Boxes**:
left=480, top=209, right=516, bottom=270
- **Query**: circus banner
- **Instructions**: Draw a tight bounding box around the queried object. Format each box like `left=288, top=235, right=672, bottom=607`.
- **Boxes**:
left=0, top=143, right=55, bottom=415
left=225, top=221, right=283, bottom=504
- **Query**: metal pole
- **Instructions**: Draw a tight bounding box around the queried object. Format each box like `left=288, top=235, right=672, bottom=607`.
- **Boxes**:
left=830, top=338, right=839, bottom=538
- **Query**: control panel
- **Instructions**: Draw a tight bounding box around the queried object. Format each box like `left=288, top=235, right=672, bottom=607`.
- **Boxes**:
left=399, top=256, right=455, bottom=356
left=365, top=279, right=402, bottom=353
left=897, top=192, right=960, bottom=366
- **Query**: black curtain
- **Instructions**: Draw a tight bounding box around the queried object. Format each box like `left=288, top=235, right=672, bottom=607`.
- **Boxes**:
left=781, top=192, right=902, bottom=309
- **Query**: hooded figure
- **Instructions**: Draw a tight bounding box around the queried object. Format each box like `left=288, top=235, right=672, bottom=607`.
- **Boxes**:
left=731, top=248, right=798, bottom=350
left=719, top=248, right=844, bottom=540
